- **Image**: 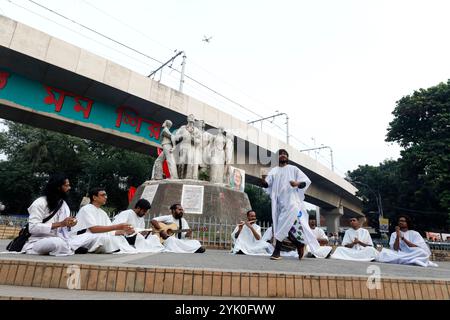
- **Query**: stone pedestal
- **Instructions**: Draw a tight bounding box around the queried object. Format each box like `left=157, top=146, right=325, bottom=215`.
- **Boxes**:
left=129, top=179, right=252, bottom=223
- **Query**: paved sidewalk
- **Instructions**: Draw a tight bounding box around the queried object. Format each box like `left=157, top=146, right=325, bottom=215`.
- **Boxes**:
left=1, top=240, right=449, bottom=281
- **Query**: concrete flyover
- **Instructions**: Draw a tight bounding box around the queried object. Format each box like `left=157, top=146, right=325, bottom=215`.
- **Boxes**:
left=0, top=16, right=362, bottom=231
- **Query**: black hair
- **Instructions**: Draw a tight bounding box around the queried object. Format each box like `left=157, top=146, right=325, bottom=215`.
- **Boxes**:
left=43, top=172, right=69, bottom=211
left=135, top=199, right=151, bottom=210
left=398, top=214, right=413, bottom=229
left=88, top=187, right=105, bottom=202
left=246, top=210, right=255, bottom=216
left=277, top=149, right=289, bottom=158
left=170, top=203, right=181, bottom=211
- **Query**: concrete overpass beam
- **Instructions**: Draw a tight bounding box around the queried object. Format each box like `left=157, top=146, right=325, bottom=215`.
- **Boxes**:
left=320, top=206, right=344, bottom=234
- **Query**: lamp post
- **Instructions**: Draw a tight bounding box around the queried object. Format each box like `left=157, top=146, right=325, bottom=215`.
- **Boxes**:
left=248, top=112, right=289, bottom=144
left=299, top=145, right=334, bottom=172
left=347, top=179, right=384, bottom=218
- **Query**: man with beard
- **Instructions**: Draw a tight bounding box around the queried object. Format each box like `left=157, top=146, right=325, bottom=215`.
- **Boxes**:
left=151, top=204, right=205, bottom=253
left=113, top=199, right=164, bottom=253
left=261, top=149, right=332, bottom=260
left=22, top=173, right=78, bottom=256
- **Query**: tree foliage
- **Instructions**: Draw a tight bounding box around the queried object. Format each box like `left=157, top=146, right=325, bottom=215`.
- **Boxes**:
left=348, top=80, right=450, bottom=233
left=0, top=121, right=154, bottom=215
left=244, top=184, right=272, bottom=223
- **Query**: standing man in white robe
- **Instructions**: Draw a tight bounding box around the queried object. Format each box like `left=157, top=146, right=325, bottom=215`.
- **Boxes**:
left=377, top=215, right=437, bottom=267
left=22, top=173, right=78, bottom=256
left=151, top=204, right=205, bottom=253
left=330, top=217, right=379, bottom=262
left=70, top=188, right=137, bottom=254
left=261, top=149, right=332, bottom=260
left=112, top=199, right=164, bottom=253
left=231, top=210, right=272, bottom=256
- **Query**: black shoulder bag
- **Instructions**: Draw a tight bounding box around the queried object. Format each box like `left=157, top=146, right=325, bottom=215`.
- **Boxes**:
left=6, top=200, right=64, bottom=252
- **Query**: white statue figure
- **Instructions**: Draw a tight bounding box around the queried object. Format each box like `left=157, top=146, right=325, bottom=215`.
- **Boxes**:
left=196, top=120, right=212, bottom=179
left=152, top=120, right=178, bottom=180
left=209, top=127, right=226, bottom=183
left=174, top=114, right=201, bottom=179
left=224, top=131, right=235, bottom=184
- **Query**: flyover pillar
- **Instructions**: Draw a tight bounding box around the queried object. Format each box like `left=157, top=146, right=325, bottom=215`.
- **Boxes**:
left=320, top=206, right=344, bottom=234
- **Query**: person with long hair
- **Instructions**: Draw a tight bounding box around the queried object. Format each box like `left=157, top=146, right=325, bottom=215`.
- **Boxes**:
left=377, top=215, right=437, bottom=267
left=22, top=173, right=77, bottom=256
left=261, top=149, right=332, bottom=260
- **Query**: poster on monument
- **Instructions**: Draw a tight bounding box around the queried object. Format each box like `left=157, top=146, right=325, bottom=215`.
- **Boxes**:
left=140, top=184, right=159, bottom=205
left=181, top=185, right=204, bottom=214
left=229, top=166, right=245, bottom=192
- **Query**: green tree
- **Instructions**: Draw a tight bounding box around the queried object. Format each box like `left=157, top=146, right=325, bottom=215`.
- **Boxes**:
left=347, top=80, right=450, bottom=233
left=244, top=184, right=272, bottom=223
left=386, top=80, right=450, bottom=227
left=0, top=121, right=154, bottom=215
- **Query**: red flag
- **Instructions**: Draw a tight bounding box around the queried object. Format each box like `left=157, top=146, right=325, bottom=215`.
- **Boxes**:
left=128, top=186, right=136, bottom=203
left=157, top=148, right=171, bottom=178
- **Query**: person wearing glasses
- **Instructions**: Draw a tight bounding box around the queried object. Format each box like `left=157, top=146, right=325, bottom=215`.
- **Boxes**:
left=330, top=217, right=379, bottom=261
left=377, top=215, right=437, bottom=267
left=70, top=188, right=137, bottom=254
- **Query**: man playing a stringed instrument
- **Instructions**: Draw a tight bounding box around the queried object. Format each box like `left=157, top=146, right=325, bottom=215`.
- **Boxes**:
left=151, top=204, right=205, bottom=253
left=231, top=210, right=272, bottom=256
left=112, top=199, right=164, bottom=253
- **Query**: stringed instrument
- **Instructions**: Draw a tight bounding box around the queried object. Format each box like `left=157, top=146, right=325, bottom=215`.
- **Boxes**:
left=151, top=222, right=191, bottom=243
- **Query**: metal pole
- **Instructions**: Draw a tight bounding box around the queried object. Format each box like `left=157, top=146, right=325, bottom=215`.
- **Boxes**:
left=299, top=145, right=334, bottom=172
left=179, top=52, right=186, bottom=92
left=285, top=113, right=289, bottom=145
left=330, top=148, right=334, bottom=172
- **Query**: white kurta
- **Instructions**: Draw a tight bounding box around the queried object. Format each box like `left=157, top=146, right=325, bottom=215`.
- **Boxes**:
left=113, top=209, right=164, bottom=253
left=22, top=197, right=73, bottom=256
left=153, top=215, right=202, bottom=253
left=331, top=227, right=379, bottom=261
left=231, top=224, right=273, bottom=256
left=304, top=227, right=329, bottom=256
left=265, top=165, right=332, bottom=258
left=311, top=227, right=328, bottom=241
left=70, top=204, right=137, bottom=254
left=377, top=230, right=438, bottom=267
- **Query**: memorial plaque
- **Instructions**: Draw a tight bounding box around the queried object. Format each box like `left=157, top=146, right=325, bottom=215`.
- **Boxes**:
left=181, top=185, right=204, bottom=214
left=140, top=184, right=159, bottom=205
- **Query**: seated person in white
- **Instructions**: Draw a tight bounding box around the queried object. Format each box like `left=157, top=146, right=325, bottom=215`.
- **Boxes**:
left=330, top=217, right=379, bottom=262
left=151, top=204, right=205, bottom=253
left=231, top=210, right=272, bottom=256
left=22, top=173, right=77, bottom=256
left=112, top=199, right=164, bottom=253
left=70, top=188, right=137, bottom=254
left=377, top=215, right=437, bottom=267
left=304, top=218, right=329, bottom=258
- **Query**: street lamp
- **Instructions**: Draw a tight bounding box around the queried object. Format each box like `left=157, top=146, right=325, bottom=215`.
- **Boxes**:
left=248, top=112, right=289, bottom=144
left=299, top=145, right=334, bottom=172
left=346, top=178, right=384, bottom=218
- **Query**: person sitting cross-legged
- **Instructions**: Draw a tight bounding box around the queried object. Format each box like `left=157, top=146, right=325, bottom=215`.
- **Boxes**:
left=376, top=215, right=437, bottom=267
left=112, top=199, right=164, bottom=253
left=151, top=204, right=205, bottom=253
left=70, top=188, right=137, bottom=254
left=231, top=210, right=273, bottom=256
left=330, top=217, right=379, bottom=262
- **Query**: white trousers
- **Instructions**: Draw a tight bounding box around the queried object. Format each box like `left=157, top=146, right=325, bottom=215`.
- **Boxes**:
left=24, top=237, right=73, bottom=256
